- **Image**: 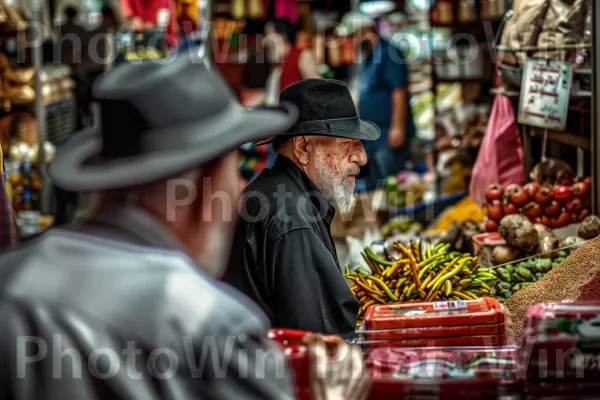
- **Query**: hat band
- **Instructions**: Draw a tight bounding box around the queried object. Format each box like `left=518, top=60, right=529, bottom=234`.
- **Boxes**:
left=288, top=116, right=360, bottom=134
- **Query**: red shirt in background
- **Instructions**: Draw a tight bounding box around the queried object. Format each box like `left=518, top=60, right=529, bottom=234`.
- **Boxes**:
left=279, top=47, right=303, bottom=91
left=120, top=0, right=179, bottom=47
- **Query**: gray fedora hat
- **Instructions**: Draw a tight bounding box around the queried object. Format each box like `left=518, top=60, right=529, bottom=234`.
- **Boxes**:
left=50, top=53, right=298, bottom=192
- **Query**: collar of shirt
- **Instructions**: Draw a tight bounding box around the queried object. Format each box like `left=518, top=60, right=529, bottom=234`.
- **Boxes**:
left=81, top=204, right=185, bottom=252
left=271, top=155, right=336, bottom=225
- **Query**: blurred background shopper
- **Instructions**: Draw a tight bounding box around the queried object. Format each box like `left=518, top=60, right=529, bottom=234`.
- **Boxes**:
left=337, top=11, right=415, bottom=189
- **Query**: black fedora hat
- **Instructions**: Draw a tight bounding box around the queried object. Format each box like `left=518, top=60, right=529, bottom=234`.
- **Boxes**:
left=256, top=79, right=380, bottom=145
left=50, top=53, right=298, bottom=192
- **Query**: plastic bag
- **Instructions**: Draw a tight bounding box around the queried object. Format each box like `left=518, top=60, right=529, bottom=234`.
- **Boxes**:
left=469, top=94, right=525, bottom=206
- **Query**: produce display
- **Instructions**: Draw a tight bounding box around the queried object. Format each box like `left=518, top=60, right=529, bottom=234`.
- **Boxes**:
left=492, top=250, right=569, bottom=303
left=380, top=216, right=423, bottom=238
left=483, top=179, right=592, bottom=232
left=428, top=196, right=486, bottom=233
left=345, top=242, right=495, bottom=324
left=383, top=174, right=429, bottom=208
left=482, top=213, right=588, bottom=267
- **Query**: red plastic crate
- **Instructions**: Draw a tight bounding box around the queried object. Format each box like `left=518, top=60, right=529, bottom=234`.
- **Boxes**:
left=521, top=302, right=600, bottom=381
left=366, top=346, right=519, bottom=400
left=364, top=297, right=505, bottom=332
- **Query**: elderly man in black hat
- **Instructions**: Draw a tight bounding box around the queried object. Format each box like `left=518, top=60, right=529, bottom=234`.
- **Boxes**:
left=0, top=57, right=370, bottom=399
left=225, top=79, right=380, bottom=336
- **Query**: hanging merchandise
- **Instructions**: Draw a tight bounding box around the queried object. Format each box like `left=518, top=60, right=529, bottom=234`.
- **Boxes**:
left=469, top=94, right=525, bottom=206
left=458, top=0, right=477, bottom=23
left=263, top=0, right=299, bottom=25
left=232, top=0, right=245, bottom=19
left=176, top=0, right=199, bottom=34
left=120, top=0, right=178, bottom=47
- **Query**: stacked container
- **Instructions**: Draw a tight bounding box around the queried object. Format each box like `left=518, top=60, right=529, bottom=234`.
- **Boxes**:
left=366, top=346, right=520, bottom=400
left=356, top=297, right=506, bottom=348
left=521, top=302, right=600, bottom=399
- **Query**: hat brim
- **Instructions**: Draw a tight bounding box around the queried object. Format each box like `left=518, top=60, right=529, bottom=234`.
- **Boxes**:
left=50, top=104, right=298, bottom=192
left=255, top=119, right=381, bottom=145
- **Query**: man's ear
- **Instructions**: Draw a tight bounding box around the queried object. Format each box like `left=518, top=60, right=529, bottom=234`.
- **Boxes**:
left=292, top=136, right=311, bottom=166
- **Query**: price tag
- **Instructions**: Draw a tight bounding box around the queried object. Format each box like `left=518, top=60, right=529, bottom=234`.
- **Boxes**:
left=518, top=59, right=573, bottom=131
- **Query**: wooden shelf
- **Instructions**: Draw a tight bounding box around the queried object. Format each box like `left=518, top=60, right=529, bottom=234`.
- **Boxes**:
left=436, top=76, right=493, bottom=84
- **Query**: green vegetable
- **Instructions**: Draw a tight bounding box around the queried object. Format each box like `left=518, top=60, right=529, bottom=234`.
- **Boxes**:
left=505, top=264, right=515, bottom=275
left=557, top=250, right=568, bottom=258
left=554, top=257, right=566, bottom=264
left=497, top=282, right=512, bottom=291
left=535, top=272, right=544, bottom=280
left=512, top=273, right=525, bottom=283
left=496, top=267, right=511, bottom=282
left=517, top=267, right=534, bottom=281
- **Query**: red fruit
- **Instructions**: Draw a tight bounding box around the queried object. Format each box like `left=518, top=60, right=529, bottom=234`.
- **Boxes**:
left=540, top=215, right=551, bottom=227
left=533, top=217, right=542, bottom=224
left=571, top=213, right=579, bottom=224
left=505, top=184, right=521, bottom=193
left=487, top=200, right=504, bottom=222
left=534, top=186, right=553, bottom=205
left=544, top=200, right=562, bottom=217
left=485, top=184, right=504, bottom=202
left=503, top=203, right=518, bottom=215
left=572, top=181, right=590, bottom=199
left=523, top=202, right=542, bottom=218
left=566, top=198, right=583, bottom=214
left=579, top=209, right=592, bottom=222
left=553, top=185, right=573, bottom=203
left=553, top=211, right=571, bottom=228
left=485, top=219, right=499, bottom=232
left=508, top=187, right=530, bottom=207
left=584, top=177, right=592, bottom=187
left=523, top=182, right=541, bottom=198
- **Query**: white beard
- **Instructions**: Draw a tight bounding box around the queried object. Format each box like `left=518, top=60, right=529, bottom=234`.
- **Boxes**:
left=314, top=150, right=359, bottom=215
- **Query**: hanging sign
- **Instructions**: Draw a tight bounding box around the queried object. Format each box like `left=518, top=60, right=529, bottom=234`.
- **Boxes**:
left=517, top=59, right=573, bottom=131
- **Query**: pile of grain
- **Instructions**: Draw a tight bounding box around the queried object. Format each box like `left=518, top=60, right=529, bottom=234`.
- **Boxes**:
left=504, top=236, right=600, bottom=339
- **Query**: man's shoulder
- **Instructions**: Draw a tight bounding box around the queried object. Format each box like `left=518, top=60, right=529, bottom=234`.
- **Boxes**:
left=239, top=173, right=319, bottom=237
left=0, top=230, right=269, bottom=338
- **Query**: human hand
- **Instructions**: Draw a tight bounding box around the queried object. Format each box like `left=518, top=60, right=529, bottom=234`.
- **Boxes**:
left=388, top=126, right=406, bottom=149
left=308, top=339, right=370, bottom=400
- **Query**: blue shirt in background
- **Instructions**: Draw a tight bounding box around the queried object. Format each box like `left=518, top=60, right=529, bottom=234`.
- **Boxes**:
left=358, top=39, right=416, bottom=149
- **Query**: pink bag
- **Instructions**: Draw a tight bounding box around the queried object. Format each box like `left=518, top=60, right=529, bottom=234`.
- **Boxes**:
left=470, top=94, right=525, bottom=206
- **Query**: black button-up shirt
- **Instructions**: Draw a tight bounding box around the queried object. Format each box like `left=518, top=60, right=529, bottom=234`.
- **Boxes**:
left=224, top=155, right=359, bottom=336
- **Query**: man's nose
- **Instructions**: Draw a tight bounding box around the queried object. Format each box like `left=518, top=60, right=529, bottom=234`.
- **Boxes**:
left=350, top=143, right=368, bottom=167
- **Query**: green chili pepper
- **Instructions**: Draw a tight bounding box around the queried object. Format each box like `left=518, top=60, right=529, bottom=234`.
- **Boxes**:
left=370, top=276, right=398, bottom=301
left=364, top=248, right=395, bottom=267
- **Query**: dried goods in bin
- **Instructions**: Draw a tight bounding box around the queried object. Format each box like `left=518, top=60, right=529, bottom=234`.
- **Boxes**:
left=346, top=240, right=497, bottom=326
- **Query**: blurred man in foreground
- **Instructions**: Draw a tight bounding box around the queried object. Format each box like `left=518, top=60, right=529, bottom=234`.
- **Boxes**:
left=225, top=79, right=380, bottom=336
left=0, top=54, right=368, bottom=399
left=337, top=12, right=416, bottom=188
